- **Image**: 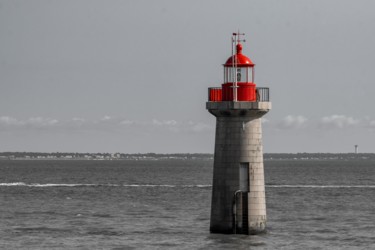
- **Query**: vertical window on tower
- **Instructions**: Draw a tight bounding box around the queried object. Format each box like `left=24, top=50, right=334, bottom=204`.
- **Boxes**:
left=235, top=68, right=248, bottom=82
left=248, top=68, right=253, bottom=83
left=224, top=67, right=235, bottom=83
left=237, top=68, right=241, bottom=82
left=224, top=67, right=230, bottom=82
left=224, top=67, right=250, bottom=83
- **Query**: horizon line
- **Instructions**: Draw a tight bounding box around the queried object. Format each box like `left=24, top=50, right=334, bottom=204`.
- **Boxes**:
left=0, top=151, right=373, bottom=155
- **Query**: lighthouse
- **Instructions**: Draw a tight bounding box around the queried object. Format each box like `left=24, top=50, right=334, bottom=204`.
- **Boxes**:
left=206, top=33, right=271, bottom=234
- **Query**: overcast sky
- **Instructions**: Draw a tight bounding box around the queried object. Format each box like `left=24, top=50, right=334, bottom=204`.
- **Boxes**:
left=1, top=0, right=375, bottom=153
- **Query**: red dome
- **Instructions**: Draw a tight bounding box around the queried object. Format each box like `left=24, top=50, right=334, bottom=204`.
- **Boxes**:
left=224, top=43, right=254, bottom=67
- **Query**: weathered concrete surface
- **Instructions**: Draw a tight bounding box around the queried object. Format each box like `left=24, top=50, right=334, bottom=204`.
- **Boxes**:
left=206, top=101, right=271, bottom=111
left=207, top=101, right=270, bottom=234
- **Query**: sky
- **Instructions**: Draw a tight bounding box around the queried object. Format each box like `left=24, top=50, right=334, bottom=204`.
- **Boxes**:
left=1, top=0, right=375, bottom=153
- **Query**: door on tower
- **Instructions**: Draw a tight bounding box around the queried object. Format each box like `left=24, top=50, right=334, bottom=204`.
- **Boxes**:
left=234, top=162, right=250, bottom=234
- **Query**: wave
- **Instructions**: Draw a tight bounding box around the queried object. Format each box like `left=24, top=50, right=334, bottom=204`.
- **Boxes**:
left=0, top=182, right=99, bottom=187
left=1, top=183, right=374, bottom=189
left=0, top=182, right=211, bottom=188
left=267, top=185, right=375, bottom=188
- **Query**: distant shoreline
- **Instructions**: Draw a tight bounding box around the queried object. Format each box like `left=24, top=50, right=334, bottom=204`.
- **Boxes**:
left=1, top=152, right=374, bottom=161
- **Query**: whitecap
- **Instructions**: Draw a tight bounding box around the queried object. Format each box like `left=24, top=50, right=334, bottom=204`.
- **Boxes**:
left=266, top=185, right=375, bottom=188
left=0, top=183, right=190, bottom=188
left=0, top=182, right=27, bottom=186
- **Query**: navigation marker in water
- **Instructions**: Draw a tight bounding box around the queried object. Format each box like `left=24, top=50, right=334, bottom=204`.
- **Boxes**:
left=206, top=32, right=271, bottom=235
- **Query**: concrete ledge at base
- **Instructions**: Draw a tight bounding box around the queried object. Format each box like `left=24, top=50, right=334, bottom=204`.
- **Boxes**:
left=210, top=227, right=235, bottom=234
left=248, top=227, right=267, bottom=235
left=206, top=101, right=272, bottom=110
left=210, top=226, right=267, bottom=235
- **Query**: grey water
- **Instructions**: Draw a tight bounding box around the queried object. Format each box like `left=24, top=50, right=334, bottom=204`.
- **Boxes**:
left=1, top=159, right=375, bottom=249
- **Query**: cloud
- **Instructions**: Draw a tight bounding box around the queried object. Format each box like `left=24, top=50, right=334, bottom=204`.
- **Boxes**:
left=0, top=116, right=213, bottom=134
left=4, top=115, right=371, bottom=133
left=100, top=115, right=112, bottom=121
left=188, top=121, right=213, bottom=132
left=27, top=117, right=59, bottom=127
left=72, top=117, right=85, bottom=122
left=277, top=115, right=308, bottom=129
left=0, top=116, right=22, bottom=126
left=318, top=115, right=360, bottom=129
left=150, top=119, right=213, bottom=133
left=0, top=116, right=59, bottom=129
left=119, top=120, right=135, bottom=125
left=152, top=119, right=177, bottom=126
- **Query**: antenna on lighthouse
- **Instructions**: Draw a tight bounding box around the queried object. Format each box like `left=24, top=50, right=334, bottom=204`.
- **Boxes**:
left=232, top=31, right=245, bottom=102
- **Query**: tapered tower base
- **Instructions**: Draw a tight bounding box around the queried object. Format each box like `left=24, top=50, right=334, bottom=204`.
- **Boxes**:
left=207, top=101, right=271, bottom=234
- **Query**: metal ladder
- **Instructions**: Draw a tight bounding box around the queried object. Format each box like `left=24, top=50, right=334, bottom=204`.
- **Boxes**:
left=233, top=190, right=249, bottom=234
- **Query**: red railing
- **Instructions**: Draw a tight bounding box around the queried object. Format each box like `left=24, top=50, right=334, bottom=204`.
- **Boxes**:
left=208, top=87, right=269, bottom=102
left=208, top=87, right=222, bottom=102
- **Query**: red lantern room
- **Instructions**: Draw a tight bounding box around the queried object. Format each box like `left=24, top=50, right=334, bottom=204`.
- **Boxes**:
left=224, top=43, right=254, bottom=83
left=208, top=33, right=258, bottom=102
left=222, top=41, right=256, bottom=101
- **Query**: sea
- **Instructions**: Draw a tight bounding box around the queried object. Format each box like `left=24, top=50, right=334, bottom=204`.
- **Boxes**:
left=1, top=158, right=375, bottom=249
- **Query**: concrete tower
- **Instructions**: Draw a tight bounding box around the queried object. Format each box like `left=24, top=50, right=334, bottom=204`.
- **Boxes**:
left=355, top=145, right=358, bottom=154
left=206, top=33, right=271, bottom=234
